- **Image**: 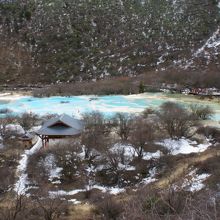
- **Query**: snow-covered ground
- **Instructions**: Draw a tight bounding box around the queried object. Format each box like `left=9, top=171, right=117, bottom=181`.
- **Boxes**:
left=90, top=185, right=125, bottom=195
left=14, top=138, right=42, bottom=195
left=183, top=25, right=220, bottom=68
left=180, top=169, right=211, bottom=192
left=156, top=138, right=212, bottom=155
left=111, top=138, right=211, bottom=161
left=13, top=130, right=214, bottom=201
left=49, top=188, right=86, bottom=197
left=6, top=124, right=25, bottom=135
left=49, top=186, right=125, bottom=198
left=193, top=28, right=220, bottom=58
left=0, top=93, right=25, bottom=101
left=142, top=151, right=161, bottom=160
left=111, top=143, right=162, bottom=162
left=43, top=154, right=63, bottom=184
left=49, top=184, right=125, bottom=204
left=47, top=143, right=161, bottom=202
left=140, top=167, right=157, bottom=185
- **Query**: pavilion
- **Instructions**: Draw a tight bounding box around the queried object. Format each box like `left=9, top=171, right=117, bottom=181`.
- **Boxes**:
left=35, top=114, right=84, bottom=147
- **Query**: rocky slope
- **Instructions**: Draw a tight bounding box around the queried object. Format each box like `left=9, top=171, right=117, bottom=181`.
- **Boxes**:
left=0, top=0, right=220, bottom=85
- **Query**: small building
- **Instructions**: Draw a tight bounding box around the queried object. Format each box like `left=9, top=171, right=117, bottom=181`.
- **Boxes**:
left=35, top=114, right=84, bottom=147
left=19, top=133, right=35, bottom=148
left=181, top=88, right=191, bottom=95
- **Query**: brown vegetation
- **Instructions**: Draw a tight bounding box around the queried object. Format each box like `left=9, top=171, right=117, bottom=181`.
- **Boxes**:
left=0, top=104, right=219, bottom=219
left=129, top=117, right=155, bottom=159
left=113, top=113, right=133, bottom=141
left=189, top=104, right=214, bottom=120
left=157, top=102, right=198, bottom=139
left=17, top=112, right=39, bottom=131
left=0, top=193, right=68, bottom=220
left=121, top=188, right=220, bottom=220
left=32, top=77, right=139, bottom=97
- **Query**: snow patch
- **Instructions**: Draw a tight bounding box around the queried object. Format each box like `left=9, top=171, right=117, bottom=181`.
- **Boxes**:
left=142, top=151, right=161, bottom=160
left=140, top=167, right=157, bottom=185
left=49, top=189, right=86, bottom=197
left=111, top=143, right=161, bottom=161
left=44, top=154, right=63, bottom=184
left=6, top=124, right=25, bottom=135
left=49, top=185, right=125, bottom=198
left=156, top=138, right=211, bottom=155
left=0, top=93, right=26, bottom=101
left=68, top=199, right=81, bottom=204
left=194, top=28, right=220, bottom=57
left=110, top=143, right=134, bottom=161
left=89, top=184, right=125, bottom=195
left=182, top=169, right=211, bottom=192
left=14, top=138, right=42, bottom=194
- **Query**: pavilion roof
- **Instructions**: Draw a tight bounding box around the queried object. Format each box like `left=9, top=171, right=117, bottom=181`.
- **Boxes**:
left=36, top=114, right=84, bottom=136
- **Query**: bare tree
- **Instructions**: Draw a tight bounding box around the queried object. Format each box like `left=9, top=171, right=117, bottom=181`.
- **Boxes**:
left=82, top=111, right=109, bottom=159
left=18, top=112, right=39, bottom=131
left=113, top=113, right=133, bottom=141
left=120, top=188, right=220, bottom=220
left=81, top=130, right=106, bottom=159
left=0, top=167, right=15, bottom=194
left=97, top=196, right=123, bottom=220
left=189, top=104, right=214, bottom=120
left=52, top=142, right=82, bottom=183
left=103, top=148, right=125, bottom=186
left=82, top=111, right=105, bottom=130
left=157, top=102, right=197, bottom=139
left=0, top=116, right=15, bottom=144
left=142, top=107, right=155, bottom=118
left=34, top=197, right=68, bottom=220
left=0, top=193, right=28, bottom=220
left=129, top=117, right=154, bottom=159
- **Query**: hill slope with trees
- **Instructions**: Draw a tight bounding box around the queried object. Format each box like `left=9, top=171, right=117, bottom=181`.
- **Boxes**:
left=0, top=0, right=220, bottom=86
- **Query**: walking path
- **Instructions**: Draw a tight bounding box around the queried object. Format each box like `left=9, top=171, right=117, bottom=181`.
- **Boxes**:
left=14, top=138, right=42, bottom=195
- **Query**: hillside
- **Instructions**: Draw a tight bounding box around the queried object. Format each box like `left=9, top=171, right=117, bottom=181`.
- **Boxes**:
left=0, top=0, right=220, bottom=85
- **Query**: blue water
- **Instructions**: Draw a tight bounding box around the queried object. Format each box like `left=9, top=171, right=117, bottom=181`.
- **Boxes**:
left=0, top=95, right=148, bottom=118
left=0, top=93, right=220, bottom=121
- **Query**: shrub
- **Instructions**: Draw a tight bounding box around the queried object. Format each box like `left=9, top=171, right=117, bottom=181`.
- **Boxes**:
left=157, top=102, right=197, bottom=139
left=138, top=81, right=145, bottom=93
left=113, top=113, right=133, bottom=141
left=142, top=107, right=155, bottom=118
left=129, top=117, right=155, bottom=159
left=81, top=111, right=109, bottom=159
left=18, top=112, right=39, bottom=131
left=120, top=188, right=220, bottom=220
left=189, top=104, right=214, bottom=120
left=197, top=126, right=220, bottom=143
left=97, top=196, right=123, bottom=220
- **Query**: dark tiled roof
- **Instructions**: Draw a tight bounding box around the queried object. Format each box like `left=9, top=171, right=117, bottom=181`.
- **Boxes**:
left=36, top=114, right=84, bottom=136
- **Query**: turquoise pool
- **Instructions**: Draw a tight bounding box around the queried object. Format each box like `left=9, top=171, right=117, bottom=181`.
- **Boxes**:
left=0, top=93, right=220, bottom=120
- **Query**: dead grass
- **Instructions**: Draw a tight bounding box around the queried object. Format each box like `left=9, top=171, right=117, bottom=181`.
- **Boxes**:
left=154, top=147, right=220, bottom=189
left=66, top=203, right=96, bottom=220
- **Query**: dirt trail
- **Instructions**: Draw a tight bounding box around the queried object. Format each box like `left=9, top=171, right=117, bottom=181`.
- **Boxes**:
left=154, top=148, right=220, bottom=189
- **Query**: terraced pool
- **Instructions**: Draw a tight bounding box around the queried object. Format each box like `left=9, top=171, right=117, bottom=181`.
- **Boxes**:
left=0, top=93, right=220, bottom=120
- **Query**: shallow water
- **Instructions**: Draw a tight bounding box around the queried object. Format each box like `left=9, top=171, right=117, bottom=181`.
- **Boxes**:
left=0, top=93, right=219, bottom=120
left=0, top=100, right=10, bottom=105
